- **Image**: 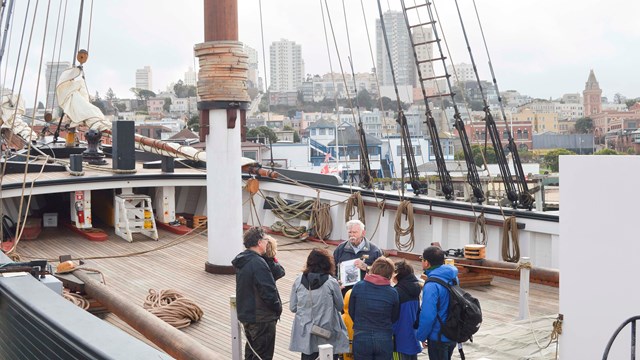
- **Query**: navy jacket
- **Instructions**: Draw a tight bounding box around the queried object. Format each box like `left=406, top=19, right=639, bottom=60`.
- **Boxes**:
left=392, top=275, right=422, bottom=355
left=349, top=274, right=399, bottom=334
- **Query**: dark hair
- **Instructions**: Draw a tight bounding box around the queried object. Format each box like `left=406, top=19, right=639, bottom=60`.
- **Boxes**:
left=394, top=260, right=414, bottom=281
left=303, top=248, right=336, bottom=275
left=370, top=256, right=395, bottom=279
left=422, top=246, right=445, bottom=266
left=243, top=226, right=264, bottom=248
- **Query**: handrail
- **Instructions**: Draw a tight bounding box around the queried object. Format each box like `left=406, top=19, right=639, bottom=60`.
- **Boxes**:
left=602, top=315, right=640, bottom=359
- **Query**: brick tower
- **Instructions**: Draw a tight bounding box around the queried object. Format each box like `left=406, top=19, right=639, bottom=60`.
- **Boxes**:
left=583, top=69, right=602, bottom=117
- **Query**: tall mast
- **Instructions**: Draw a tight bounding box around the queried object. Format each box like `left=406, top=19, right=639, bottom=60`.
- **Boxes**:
left=200, top=0, right=251, bottom=274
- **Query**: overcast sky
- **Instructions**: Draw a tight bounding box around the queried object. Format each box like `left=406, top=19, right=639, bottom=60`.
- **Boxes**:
left=3, top=0, right=639, bottom=108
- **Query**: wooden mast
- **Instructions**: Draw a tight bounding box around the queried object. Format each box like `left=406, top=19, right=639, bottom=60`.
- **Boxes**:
left=199, top=0, right=250, bottom=274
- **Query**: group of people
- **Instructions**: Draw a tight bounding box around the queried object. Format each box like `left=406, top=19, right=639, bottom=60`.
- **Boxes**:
left=232, top=221, right=460, bottom=360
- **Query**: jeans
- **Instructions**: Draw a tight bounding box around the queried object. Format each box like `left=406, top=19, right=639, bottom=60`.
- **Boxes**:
left=426, top=340, right=456, bottom=360
left=243, top=321, right=277, bottom=360
left=395, top=353, right=418, bottom=360
left=353, top=330, right=393, bottom=360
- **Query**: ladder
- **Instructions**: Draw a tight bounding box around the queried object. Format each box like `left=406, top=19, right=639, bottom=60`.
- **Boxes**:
left=114, top=193, right=158, bottom=242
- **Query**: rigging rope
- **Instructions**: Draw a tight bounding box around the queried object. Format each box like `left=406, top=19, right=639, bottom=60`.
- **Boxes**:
left=394, top=200, right=415, bottom=252
left=143, top=289, right=203, bottom=329
left=501, top=216, right=520, bottom=262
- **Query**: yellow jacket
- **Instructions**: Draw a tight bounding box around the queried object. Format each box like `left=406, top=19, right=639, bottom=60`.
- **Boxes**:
left=342, top=289, right=354, bottom=360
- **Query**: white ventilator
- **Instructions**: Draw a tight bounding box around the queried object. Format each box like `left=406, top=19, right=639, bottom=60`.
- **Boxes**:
left=0, top=94, right=38, bottom=142
left=55, top=66, right=257, bottom=166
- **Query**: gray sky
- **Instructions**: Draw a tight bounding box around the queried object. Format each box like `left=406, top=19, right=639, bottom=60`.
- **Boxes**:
left=3, top=0, right=639, bottom=108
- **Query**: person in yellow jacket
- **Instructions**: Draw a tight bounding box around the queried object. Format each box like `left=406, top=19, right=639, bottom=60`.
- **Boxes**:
left=342, top=289, right=354, bottom=360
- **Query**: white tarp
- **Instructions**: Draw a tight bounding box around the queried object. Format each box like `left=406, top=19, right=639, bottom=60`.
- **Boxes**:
left=0, top=94, right=38, bottom=142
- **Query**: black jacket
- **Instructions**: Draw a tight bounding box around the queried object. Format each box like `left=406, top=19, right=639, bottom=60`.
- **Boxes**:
left=232, top=250, right=282, bottom=323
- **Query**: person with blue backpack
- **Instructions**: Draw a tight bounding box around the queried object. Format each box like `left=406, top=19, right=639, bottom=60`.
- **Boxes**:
left=417, top=246, right=458, bottom=360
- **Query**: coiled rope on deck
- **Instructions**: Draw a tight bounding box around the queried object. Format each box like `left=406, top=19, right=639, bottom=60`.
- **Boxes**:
left=143, top=289, right=203, bottom=329
left=501, top=216, right=520, bottom=263
left=394, top=200, right=415, bottom=252
left=63, top=290, right=90, bottom=310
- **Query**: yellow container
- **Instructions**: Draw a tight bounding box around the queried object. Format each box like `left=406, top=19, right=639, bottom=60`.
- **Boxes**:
left=445, top=258, right=455, bottom=266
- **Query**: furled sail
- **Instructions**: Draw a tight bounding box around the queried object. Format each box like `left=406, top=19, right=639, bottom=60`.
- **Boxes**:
left=0, top=94, right=38, bottom=143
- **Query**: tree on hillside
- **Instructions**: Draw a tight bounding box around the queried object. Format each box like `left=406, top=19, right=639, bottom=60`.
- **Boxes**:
left=247, top=126, right=278, bottom=144
left=37, top=101, right=44, bottom=109
left=91, top=91, right=106, bottom=114
left=174, top=80, right=197, bottom=98
left=106, top=88, right=117, bottom=101
left=574, top=117, right=593, bottom=134
left=356, top=89, right=374, bottom=110
left=543, top=149, right=575, bottom=172
left=594, top=148, right=619, bottom=155
left=187, top=114, right=200, bottom=132
left=163, top=98, right=172, bottom=112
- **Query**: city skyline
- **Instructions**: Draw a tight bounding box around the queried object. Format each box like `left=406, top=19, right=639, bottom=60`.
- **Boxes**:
left=2, top=0, right=638, bottom=107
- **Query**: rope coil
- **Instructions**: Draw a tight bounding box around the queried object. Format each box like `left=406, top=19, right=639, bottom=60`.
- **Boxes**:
left=143, top=289, right=204, bottom=329
left=394, top=200, right=415, bottom=252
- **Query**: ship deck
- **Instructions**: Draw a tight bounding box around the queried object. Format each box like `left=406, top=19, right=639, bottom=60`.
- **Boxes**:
left=15, top=226, right=559, bottom=359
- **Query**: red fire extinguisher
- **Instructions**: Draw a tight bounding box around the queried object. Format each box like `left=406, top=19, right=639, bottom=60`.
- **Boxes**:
left=75, top=201, right=85, bottom=224
left=74, top=191, right=85, bottom=225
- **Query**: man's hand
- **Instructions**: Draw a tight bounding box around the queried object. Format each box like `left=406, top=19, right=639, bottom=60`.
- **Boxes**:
left=354, top=259, right=368, bottom=271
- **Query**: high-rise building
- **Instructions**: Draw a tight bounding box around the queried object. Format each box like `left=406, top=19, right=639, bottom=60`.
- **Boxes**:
left=446, top=63, right=476, bottom=84
left=45, top=61, right=71, bottom=110
left=136, top=66, right=153, bottom=91
left=412, top=26, right=435, bottom=90
left=269, top=39, right=304, bottom=92
left=583, top=69, right=602, bottom=117
left=376, top=11, right=415, bottom=87
left=244, top=45, right=259, bottom=90
left=184, top=66, right=196, bottom=86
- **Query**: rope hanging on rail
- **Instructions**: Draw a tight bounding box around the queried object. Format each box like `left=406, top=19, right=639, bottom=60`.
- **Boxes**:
left=501, top=216, right=520, bottom=262
left=394, top=200, right=415, bottom=252
left=473, top=213, right=487, bottom=245
left=143, top=289, right=203, bottom=329
left=344, top=192, right=365, bottom=225
left=311, top=194, right=332, bottom=241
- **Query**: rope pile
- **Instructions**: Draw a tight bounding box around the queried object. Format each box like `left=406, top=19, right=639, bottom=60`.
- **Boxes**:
left=194, top=41, right=250, bottom=103
left=394, top=200, right=415, bottom=252
left=271, top=221, right=308, bottom=240
left=143, top=289, right=203, bottom=329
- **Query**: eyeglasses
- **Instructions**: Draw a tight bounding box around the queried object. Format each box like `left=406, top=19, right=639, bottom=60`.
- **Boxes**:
left=419, top=256, right=426, bottom=261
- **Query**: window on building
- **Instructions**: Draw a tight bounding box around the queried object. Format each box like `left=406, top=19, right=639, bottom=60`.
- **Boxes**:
left=243, top=150, right=258, bottom=160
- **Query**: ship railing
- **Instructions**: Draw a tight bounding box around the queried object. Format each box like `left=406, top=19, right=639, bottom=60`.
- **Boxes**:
left=602, top=315, right=640, bottom=359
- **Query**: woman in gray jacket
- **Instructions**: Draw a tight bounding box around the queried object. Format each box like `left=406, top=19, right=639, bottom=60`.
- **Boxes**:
left=289, top=248, right=349, bottom=360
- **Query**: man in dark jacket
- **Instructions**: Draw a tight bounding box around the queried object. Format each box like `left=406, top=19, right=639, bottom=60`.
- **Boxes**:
left=333, top=219, right=383, bottom=294
left=232, top=227, right=283, bottom=360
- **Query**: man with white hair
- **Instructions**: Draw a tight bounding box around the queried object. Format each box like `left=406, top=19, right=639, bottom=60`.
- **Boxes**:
left=333, top=219, right=383, bottom=294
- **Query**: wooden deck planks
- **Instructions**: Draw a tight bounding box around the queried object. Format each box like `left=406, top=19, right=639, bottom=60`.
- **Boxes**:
left=16, top=227, right=559, bottom=359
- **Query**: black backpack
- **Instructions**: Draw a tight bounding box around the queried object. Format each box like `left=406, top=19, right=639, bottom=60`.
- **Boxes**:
left=427, top=277, right=482, bottom=343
